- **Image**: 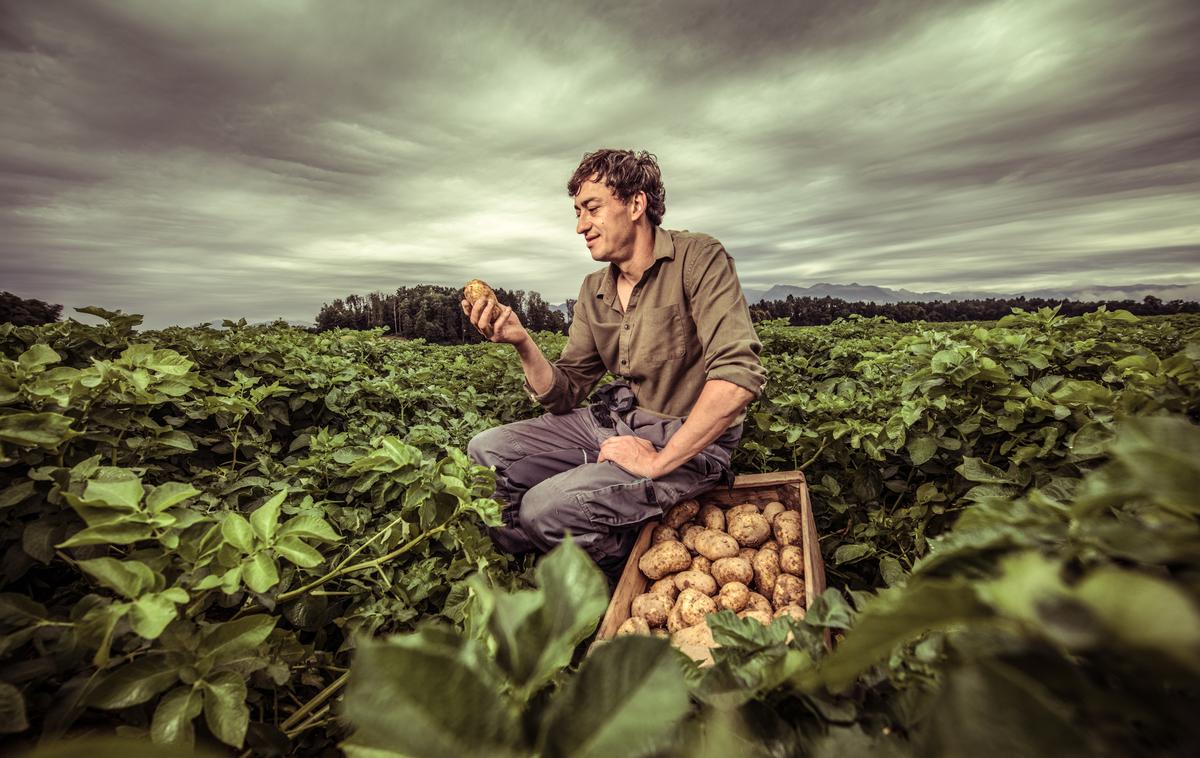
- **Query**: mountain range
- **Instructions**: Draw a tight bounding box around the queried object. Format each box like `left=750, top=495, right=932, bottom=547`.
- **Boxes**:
left=738, top=281, right=1200, bottom=305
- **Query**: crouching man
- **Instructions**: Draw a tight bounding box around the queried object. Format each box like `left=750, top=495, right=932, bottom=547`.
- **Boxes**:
left=465, top=148, right=766, bottom=577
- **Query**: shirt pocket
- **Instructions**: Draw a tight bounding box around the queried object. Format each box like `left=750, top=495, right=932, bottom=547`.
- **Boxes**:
left=642, top=303, right=686, bottom=363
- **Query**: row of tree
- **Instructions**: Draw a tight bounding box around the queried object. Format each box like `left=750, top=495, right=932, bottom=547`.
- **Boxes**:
left=314, top=285, right=571, bottom=342
left=1, top=291, right=63, bottom=326
left=749, top=294, right=1200, bottom=326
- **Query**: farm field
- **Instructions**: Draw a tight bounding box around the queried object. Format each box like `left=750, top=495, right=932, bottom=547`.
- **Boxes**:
left=1, top=307, right=1198, bottom=756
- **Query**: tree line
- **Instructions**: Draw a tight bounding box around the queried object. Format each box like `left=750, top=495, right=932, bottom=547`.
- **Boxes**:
left=750, top=294, right=1200, bottom=326
left=1, top=291, right=63, bottom=326
left=314, top=285, right=571, bottom=342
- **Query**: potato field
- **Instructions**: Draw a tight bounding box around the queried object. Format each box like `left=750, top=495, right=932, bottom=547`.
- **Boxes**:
left=1, top=307, right=1198, bottom=756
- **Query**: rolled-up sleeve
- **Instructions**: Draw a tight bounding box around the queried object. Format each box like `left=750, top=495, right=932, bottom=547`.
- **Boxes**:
left=523, top=282, right=608, bottom=414
left=684, top=241, right=767, bottom=398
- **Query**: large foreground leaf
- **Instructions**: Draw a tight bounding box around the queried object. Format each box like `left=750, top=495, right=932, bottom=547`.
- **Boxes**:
left=538, top=635, right=691, bottom=758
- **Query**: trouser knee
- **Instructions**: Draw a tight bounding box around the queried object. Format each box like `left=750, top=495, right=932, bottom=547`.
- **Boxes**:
left=467, top=425, right=510, bottom=469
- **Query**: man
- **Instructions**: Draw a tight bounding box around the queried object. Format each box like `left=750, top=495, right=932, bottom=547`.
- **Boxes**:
left=464, top=148, right=766, bottom=576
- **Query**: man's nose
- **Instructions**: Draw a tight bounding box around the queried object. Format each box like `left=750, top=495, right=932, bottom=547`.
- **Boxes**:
left=576, top=215, right=590, bottom=235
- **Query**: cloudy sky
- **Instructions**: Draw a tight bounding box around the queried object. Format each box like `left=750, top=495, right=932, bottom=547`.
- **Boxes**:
left=2, top=0, right=1198, bottom=327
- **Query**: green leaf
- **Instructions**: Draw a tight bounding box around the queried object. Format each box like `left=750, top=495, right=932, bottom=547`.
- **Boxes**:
left=58, top=522, right=154, bottom=547
left=88, top=657, right=180, bottom=709
left=18, top=344, right=61, bottom=370
left=83, top=475, right=145, bottom=510
left=274, top=537, right=325, bottom=568
left=343, top=634, right=522, bottom=758
left=906, top=435, right=938, bottom=466
left=0, top=412, right=75, bottom=447
left=1074, top=567, right=1200, bottom=670
left=814, top=579, right=991, bottom=690
left=200, top=615, right=277, bottom=663
left=956, top=457, right=1018, bottom=485
left=0, top=480, right=37, bottom=509
left=130, top=590, right=187, bottom=639
left=1104, top=416, right=1200, bottom=516
left=78, top=558, right=157, bottom=599
left=145, top=482, right=201, bottom=514
left=150, top=686, right=202, bottom=747
left=0, top=681, right=28, bottom=734
left=250, top=491, right=285, bottom=542
left=202, top=671, right=250, bottom=748
left=221, top=513, right=255, bottom=553
left=242, top=552, right=280, bottom=594
left=538, top=636, right=690, bottom=758
left=487, top=538, right=609, bottom=696
left=276, top=515, right=341, bottom=542
left=833, top=543, right=872, bottom=565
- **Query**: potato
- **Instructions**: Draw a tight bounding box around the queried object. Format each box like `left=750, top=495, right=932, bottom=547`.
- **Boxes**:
left=710, top=556, right=754, bottom=587
left=738, top=609, right=773, bottom=625
left=774, top=604, right=806, bottom=622
left=663, top=499, right=700, bottom=529
left=676, top=587, right=718, bottom=626
left=773, top=510, right=803, bottom=547
left=674, top=570, right=718, bottom=596
left=745, top=591, right=772, bottom=614
left=694, top=529, right=739, bottom=560
left=690, top=555, right=712, bottom=573
left=667, top=603, right=686, bottom=633
left=779, top=545, right=804, bottom=576
left=716, top=581, right=750, bottom=613
left=760, top=539, right=780, bottom=551
left=639, top=541, right=692, bottom=580
left=649, top=577, right=679, bottom=601
left=752, top=547, right=780, bottom=598
left=462, top=279, right=500, bottom=325
left=773, top=574, right=806, bottom=608
left=631, top=592, right=673, bottom=627
left=652, top=628, right=670, bottom=639
left=671, top=621, right=716, bottom=649
left=726, top=503, right=760, bottom=521
left=698, top=503, right=725, bottom=532
left=651, top=525, right=679, bottom=544
left=728, top=512, right=771, bottom=547
left=681, top=524, right=706, bottom=552
left=617, top=616, right=650, bottom=636
left=738, top=547, right=758, bottom=563
left=762, top=501, right=786, bottom=524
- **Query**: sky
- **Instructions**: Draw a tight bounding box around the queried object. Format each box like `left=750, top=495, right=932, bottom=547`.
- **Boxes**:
left=2, top=0, right=1198, bottom=328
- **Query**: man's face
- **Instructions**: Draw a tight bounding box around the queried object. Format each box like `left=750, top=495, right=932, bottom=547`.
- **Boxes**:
left=573, top=177, right=640, bottom=263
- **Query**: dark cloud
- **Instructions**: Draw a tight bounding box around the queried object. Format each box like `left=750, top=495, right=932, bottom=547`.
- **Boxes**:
left=1, top=0, right=1198, bottom=327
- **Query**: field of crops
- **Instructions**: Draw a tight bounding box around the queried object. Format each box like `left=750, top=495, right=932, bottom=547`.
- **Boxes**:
left=1, top=307, right=1198, bottom=756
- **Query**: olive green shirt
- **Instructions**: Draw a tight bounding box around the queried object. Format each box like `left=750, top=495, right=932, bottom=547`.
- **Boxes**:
left=525, top=227, right=767, bottom=424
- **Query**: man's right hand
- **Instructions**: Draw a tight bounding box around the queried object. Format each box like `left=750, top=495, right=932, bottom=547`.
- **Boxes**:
left=463, top=298, right=530, bottom=346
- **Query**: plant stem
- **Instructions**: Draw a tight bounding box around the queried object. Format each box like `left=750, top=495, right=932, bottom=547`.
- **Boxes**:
left=276, top=523, right=449, bottom=602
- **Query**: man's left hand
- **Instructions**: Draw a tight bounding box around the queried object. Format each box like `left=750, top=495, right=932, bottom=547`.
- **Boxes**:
left=597, top=435, right=664, bottom=479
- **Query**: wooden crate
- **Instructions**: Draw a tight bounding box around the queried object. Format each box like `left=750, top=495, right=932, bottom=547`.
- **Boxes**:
left=592, top=471, right=825, bottom=663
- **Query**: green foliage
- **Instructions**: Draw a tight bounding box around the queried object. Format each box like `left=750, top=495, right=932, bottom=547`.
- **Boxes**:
left=342, top=539, right=692, bottom=758
left=2, top=306, right=1198, bottom=755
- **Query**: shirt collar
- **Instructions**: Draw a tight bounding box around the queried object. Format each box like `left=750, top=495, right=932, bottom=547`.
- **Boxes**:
left=595, top=227, right=675, bottom=300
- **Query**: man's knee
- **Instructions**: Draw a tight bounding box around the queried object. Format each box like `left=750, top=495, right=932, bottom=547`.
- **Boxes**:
left=467, top=425, right=510, bottom=468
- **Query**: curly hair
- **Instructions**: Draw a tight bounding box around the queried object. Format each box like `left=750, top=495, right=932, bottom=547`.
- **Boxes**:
left=567, top=149, right=667, bottom=227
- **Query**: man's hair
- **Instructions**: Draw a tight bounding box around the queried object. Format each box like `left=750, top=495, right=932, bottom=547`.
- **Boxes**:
left=567, top=149, right=666, bottom=227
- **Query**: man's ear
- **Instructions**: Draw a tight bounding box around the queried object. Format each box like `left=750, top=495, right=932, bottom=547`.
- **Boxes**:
left=630, top=191, right=646, bottom=221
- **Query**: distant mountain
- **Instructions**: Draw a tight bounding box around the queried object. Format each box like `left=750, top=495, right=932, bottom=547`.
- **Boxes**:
left=741, top=282, right=1200, bottom=305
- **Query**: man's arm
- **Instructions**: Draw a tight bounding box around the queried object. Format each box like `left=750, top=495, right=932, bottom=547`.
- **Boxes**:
left=597, top=378, right=753, bottom=478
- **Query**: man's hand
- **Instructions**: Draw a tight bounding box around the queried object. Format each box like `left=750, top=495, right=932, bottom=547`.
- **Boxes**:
left=598, top=435, right=663, bottom=479
left=462, top=298, right=530, bottom=346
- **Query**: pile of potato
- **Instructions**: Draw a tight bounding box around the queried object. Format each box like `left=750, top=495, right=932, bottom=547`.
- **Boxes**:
left=615, top=498, right=806, bottom=650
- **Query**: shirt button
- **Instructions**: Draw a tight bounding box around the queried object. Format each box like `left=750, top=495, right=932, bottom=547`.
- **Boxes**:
left=623, top=323, right=629, bottom=330
left=621, top=358, right=627, bottom=365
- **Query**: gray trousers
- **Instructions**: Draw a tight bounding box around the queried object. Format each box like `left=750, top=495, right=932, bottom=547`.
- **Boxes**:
left=467, top=404, right=740, bottom=563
